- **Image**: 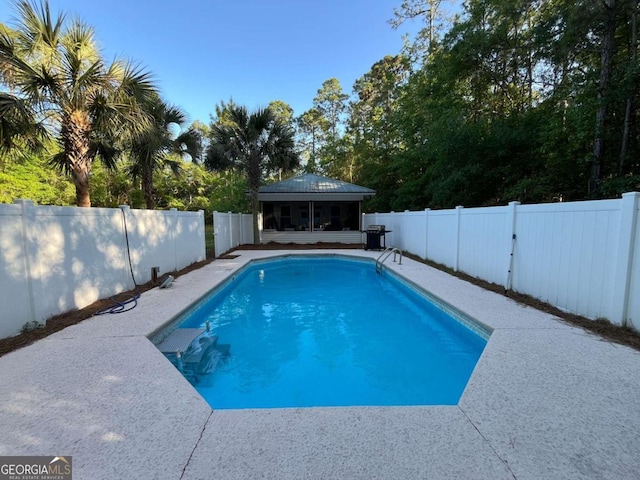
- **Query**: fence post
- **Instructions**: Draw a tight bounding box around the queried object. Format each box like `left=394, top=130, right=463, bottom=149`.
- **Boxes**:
left=454, top=205, right=463, bottom=272
left=424, top=208, right=430, bottom=260
left=170, top=208, right=179, bottom=272
left=403, top=210, right=410, bottom=252
left=228, top=212, right=233, bottom=251
left=611, top=192, right=640, bottom=326
left=14, top=199, right=43, bottom=324
left=390, top=212, right=395, bottom=247
left=198, top=210, right=205, bottom=261
left=212, top=211, right=218, bottom=258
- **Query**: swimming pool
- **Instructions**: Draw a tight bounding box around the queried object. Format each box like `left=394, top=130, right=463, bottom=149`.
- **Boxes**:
left=157, top=256, right=489, bottom=409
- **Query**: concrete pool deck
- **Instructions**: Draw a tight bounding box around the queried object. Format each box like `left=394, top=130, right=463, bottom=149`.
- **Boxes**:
left=1, top=249, right=639, bottom=479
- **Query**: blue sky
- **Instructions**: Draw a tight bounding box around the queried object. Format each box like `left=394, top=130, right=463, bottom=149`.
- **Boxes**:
left=1, top=0, right=418, bottom=124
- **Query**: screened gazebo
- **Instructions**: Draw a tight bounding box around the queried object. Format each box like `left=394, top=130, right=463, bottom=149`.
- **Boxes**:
left=258, top=173, right=376, bottom=244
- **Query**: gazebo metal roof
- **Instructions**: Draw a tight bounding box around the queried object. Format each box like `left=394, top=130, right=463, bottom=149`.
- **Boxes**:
left=258, top=174, right=375, bottom=201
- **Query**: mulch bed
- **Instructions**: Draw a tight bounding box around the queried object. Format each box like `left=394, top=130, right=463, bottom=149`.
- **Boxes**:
left=233, top=242, right=364, bottom=250
left=2, top=244, right=639, bottom=358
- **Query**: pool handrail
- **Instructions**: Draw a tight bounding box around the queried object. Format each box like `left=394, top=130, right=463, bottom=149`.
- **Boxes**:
left=375, top=247, right=402, bottom=273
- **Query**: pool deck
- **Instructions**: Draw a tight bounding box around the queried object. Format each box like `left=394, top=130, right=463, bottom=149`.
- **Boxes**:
left=1, top=250, right=639, bottom=479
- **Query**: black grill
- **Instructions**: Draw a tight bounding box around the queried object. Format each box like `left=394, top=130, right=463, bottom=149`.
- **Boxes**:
left=364, top=225, right=388, bottom=250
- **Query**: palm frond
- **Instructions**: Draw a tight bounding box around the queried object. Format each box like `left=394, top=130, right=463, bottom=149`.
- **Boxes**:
left=205, top=123, right=241, bottom=171
left=61, top=17, right=99, bottom=63
left=72, top=59, right=104, bottom=102
left=27, top=62, right=62, bottom=105
left=90, top=136, right=120, bottom=169
left=163, top=157, right=182, bottom=176
left=97, top=59, right=157, bottom=138
left=113, top=60, right=156, bottom=102
left=0, top=91, right=48, bottom=154
left=174, top=127, right=202, bottom=162
left=249, top=106, right=273, bottom=133
left=127, top=159, right=142, bottom=179
left=59, top=19, right=103, bottom=108
left=15, top=0, right=65, bottom=62
left=0, top=24, right=19, bottom=86
left=49, top=142, right=70, bottom=174
left=0, top=28, right=49, bottom=96
left=164, top=103, right=187, bottom=126
left=229, top=106, right=249, bottom=131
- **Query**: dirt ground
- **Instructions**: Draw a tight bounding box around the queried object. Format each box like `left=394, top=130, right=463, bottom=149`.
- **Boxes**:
left=2, top=243, right=639, bottom=357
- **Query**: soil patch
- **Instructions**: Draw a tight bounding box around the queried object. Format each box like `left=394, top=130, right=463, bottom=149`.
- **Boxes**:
left=233, top=242, right=364, bottom=250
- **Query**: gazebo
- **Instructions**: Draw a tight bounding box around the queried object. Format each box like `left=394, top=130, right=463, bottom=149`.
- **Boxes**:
left=258, top=173, right=376, bottom=244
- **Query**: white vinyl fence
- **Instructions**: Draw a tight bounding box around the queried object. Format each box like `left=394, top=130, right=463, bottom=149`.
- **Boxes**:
left=364, top=192, right=640, bottom=331
left=0, top=200, right=205, bottom=339
left=213, top=211, right=254, bottom=257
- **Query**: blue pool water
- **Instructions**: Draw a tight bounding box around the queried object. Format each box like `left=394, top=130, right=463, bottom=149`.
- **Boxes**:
left=163, top=256, right=488, bottom=409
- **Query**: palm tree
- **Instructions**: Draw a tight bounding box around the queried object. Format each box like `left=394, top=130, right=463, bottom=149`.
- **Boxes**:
left=0, top=0, right=156, bottom=206
left=205, top=106, right=299, bottom=244
left=127, top=95, right=202, bottom=209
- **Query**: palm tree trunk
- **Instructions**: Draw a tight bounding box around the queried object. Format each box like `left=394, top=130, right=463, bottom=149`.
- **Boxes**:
left=71, top=163, right=92, bottom=207
left=142, top=165, right=155, bottom=209
left=250, top=189, right=260, bottom=245
left=247, top=155, right=262, bottom=245
left=62, top=111, right=94, bottom=207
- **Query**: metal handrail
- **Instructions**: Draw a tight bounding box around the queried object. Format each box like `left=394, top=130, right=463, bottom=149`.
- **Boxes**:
left=375, top=247, right=403, bottom=274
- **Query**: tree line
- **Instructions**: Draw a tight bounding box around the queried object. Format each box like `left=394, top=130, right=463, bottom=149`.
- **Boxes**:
left=2, top=0, right=639, bottom=217
left=294, top=0, right=640, bottom=211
